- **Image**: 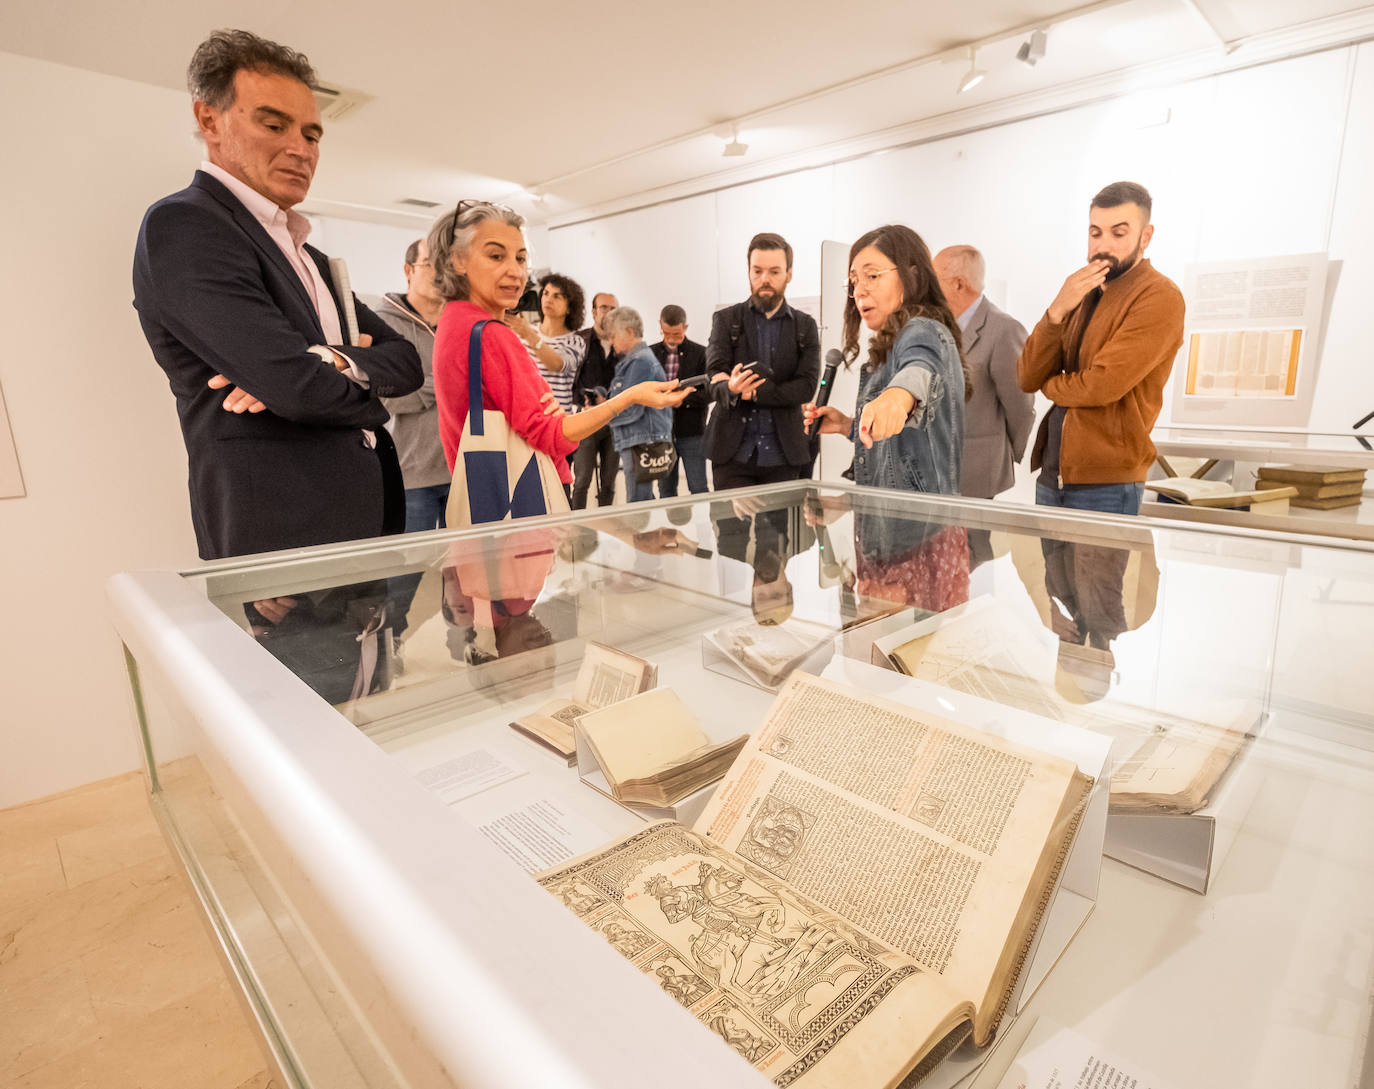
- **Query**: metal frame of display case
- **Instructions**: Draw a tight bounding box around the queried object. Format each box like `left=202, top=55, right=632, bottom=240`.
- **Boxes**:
left=109, top=481, right=1374, bottom=1089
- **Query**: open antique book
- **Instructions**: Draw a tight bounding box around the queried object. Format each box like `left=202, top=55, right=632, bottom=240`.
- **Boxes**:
left=1143, top=476, right=1294, bottom=511
left=577, top=688, right=748, bottom=808
left=703, top=616, right=837, bottom=690
left=540, top=673, right=1092, bottom=1088
left=874, top=598, right=1255, bottom=815
left=509, top=643, right=657, bottom=762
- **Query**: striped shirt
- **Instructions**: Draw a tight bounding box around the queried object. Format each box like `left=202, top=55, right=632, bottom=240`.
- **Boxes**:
left=528, top=331, right=586, bottom=410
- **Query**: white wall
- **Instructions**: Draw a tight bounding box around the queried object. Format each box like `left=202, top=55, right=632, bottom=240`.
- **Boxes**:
left=548, top=44, right=1374, bottom=436
left=1317, top=42, right=1374, bottom=433
left=308, top=216, right=431, bottom=299
left=0, top=52, right=450, bottom=809
left=550, top=193, right=721, bottom=333
left=1, top=52, right=199, bottom=807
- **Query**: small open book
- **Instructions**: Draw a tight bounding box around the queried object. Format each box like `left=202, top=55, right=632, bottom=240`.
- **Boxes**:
left=576, top=688, right=748, bottom=808
left=1143, top=476, right=1294, bottom=510
left=510, top=643, right=657, bottom=763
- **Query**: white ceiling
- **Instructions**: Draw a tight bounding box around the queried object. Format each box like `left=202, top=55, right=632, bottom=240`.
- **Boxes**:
left=3, top=0, right=1370, bottom=226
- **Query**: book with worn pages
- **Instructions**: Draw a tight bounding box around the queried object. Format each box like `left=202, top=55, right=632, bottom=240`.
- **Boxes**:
left=703, top=616, right=836, bottom=690
left=1273, top=479, right=1363, bottom=499
left=540, top=673, right=1092, bottom=1088
left=1255, top=465, right=1365, bottom=510
left=575, top=688, right=748, bottom=808
left=1252, top=463, right=1365, bottom=485
left=1143, top=476, right=1294, bottom=510
left=510, top=643, right=657, bottom=762
left=873, top=598, right=1256, bottom=815
left=1287, top=492, right=1364, bottom=509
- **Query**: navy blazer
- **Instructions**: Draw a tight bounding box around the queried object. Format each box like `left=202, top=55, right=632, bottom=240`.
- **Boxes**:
left=649, top=337, right=708, bottom=438
left=133, top=171, right=422, bottom=560
left=703, top=301, right=820, bottom=467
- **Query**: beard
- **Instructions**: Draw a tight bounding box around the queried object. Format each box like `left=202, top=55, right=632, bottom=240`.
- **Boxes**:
left=750, top=286, right=783, bottom=310
left=1091, top=240, right=1144, bottom=282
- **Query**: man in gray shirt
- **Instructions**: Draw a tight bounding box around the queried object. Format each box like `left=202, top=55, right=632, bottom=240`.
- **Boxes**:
left=377, top=237, right=449, bottom=530
left=934, top=245, right=1035, bottom=500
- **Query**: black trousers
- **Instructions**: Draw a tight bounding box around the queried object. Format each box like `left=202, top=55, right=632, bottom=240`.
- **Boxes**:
left=711, top=456, right=806, bottom=492
left=572, top=425, right=618, bottom=509
left=375, top=427, right=408, bottom=537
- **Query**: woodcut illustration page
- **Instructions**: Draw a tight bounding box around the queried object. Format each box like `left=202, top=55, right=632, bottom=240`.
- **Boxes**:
left=539, top=822, right=971, bottom=1088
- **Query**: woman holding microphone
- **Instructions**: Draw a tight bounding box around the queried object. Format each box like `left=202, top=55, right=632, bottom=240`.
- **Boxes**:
left=804, top=223, right=972, bottom=609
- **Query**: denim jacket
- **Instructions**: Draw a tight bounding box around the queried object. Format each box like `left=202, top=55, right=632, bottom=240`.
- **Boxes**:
left=608, top=341, right=673, bottom=451
left=850, top=316, right=964, bottom=496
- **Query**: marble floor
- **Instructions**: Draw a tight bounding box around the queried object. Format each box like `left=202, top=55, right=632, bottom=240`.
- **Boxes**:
left=0, top=770, right=275, bottom=1089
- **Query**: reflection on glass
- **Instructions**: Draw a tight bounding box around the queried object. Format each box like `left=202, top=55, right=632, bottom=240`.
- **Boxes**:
left=710, top=495, right=814, bottom=626
left=438, top=530, right=560, bottom=665
left=246, top=578, right=400, bottom=704
left=1029, top=530, right=1158, bottom=703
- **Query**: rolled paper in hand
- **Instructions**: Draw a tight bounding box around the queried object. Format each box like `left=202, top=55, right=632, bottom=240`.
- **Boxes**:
left=328, top=256, right=360, bottom=346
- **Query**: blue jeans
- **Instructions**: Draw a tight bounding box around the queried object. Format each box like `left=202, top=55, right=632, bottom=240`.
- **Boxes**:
left=620, top=450, right=657, bottom=502
left=1035, top=478, right=1143, bottom=516
left=404, top=483, right=451, bottom=532
left=659, top=434, right=708, bottom=498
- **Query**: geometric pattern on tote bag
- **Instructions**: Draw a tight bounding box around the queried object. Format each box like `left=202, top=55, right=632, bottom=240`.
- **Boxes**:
left=446, top=318, right=570, bottom=528
left=462, top=448, right=551, bottom=524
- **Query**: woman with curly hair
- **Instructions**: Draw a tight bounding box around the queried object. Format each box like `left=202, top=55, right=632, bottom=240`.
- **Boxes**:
left=804, top=224, right=972, bottom=610
left=505, top=272, right=587, bottom=415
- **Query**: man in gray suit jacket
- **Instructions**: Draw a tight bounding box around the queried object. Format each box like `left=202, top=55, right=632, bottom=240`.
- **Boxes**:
left=935, top=246, right=1035, bottom=500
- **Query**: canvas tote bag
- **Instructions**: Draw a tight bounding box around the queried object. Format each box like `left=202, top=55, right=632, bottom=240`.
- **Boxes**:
left=446, top=320, right=571, bottom=528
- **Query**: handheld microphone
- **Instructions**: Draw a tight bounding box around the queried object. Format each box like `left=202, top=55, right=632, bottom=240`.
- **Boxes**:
left=814, top=349, right=843, bottom=408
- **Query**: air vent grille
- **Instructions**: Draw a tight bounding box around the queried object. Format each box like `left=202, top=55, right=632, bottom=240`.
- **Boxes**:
left=311, top=82, right=373, bottom=122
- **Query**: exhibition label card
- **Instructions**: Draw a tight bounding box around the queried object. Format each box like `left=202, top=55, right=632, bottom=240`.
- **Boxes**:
left=994, top=1018, right=1172, bottom=1089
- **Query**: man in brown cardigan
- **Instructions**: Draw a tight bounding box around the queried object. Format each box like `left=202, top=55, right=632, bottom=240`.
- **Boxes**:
left=1018, top=181, right=1185, bottom=516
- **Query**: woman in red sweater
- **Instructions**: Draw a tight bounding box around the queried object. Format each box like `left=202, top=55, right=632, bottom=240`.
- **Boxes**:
left=428, top=201, right=687, bottom=504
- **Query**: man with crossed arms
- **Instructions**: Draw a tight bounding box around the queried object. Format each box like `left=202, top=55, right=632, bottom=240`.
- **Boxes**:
left=134, top=29, right=421, bottom=561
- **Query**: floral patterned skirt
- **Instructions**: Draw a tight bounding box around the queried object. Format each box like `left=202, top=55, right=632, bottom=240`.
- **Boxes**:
left=855, top=524, right=970, bottom=613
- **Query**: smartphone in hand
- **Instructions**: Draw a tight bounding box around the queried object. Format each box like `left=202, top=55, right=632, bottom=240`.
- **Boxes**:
left=676, top=374, right=710, bottom=390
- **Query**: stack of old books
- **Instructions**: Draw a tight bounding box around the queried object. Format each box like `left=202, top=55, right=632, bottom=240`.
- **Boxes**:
left=1254, top=464, right=1366, bottom=510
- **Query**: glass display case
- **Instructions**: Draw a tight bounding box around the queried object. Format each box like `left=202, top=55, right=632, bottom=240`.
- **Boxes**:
left=1147, top=424, right=1374, bottom=540
left=1151, top=423, right=1374, bottom=464
left=108, top=482, right=1374, bottom=1089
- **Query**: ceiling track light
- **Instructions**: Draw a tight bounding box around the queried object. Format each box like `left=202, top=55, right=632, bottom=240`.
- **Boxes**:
left=957, top=48, right=986, bottom=94
left=1016, top=28, right=1048, bottom=67
left=722, top=123, right=749, bottom=158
